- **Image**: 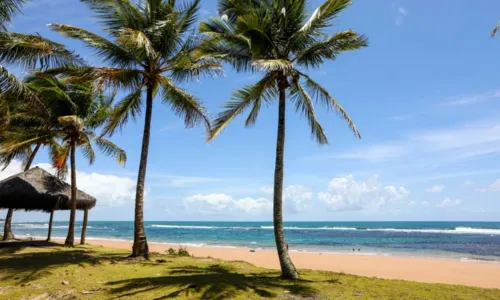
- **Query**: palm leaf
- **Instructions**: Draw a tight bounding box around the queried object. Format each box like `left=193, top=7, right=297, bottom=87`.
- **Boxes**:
left=299, top=72, right=360, bottom=138
left=294, top=30, right=367, bottom=68
left=291, top=76, right=328, bottom=144
left=160, top=77, right=210, bottom=130
left=210, top=75, right=275, bottom=140
left=102, top=86, right=144, bottom=136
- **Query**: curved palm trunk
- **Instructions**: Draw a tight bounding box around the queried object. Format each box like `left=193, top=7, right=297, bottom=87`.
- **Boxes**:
left=3, top=143, right=41, bottom=241
left=65, top=139, right=77, bottom=246
left=131, top=85, right=153, bottom=258
left=273, top=80, right=299, bottom=280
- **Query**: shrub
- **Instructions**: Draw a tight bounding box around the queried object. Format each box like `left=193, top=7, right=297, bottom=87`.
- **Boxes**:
left=177, top=247, right=190, bottom=257
left=167, top=248, right=176, bottom=256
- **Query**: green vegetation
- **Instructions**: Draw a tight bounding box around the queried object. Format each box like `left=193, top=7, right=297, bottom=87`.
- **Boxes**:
left=200, top=0, right=366, bottom=279
left=47, top=0, right=220, bottom=258
left=167, top=247, right=191, bottom=257
left=0, top=244, right=498, bottom=300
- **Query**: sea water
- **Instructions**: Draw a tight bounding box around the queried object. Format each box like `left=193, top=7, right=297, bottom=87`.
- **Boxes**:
left=8, top=221, right=500, bottom=260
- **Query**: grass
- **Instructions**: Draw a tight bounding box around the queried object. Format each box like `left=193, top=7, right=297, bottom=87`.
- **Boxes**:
left=0, top=242, right=499, bottom=299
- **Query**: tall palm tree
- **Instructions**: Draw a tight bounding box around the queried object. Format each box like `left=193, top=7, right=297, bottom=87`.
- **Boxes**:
left=48, top=0, right=220, bottom=257
left=199, top=0, right=367, bottom=279
left=2, top=74, right=127, bottom=246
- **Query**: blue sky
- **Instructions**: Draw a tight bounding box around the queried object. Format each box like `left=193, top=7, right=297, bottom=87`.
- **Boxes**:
left=2, top=0, right=500, bottom=222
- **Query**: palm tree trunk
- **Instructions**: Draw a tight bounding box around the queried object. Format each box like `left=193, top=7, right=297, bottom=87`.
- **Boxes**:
left=65, top=139, right=77, bottom=246
left=80, top=209, right=88, bottom=245
left=2, top=209, right=14, bottom=241
left=47, top=210, right=54, bottom=242
left=3, top=143, right=41, bottom=241
left=131, top=85, right=153, bottom=258
left=273, top=79, right=299, bottom=280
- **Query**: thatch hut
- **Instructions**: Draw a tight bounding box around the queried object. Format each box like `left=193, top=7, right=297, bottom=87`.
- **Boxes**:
left=0, top=167, right=96, bottom=244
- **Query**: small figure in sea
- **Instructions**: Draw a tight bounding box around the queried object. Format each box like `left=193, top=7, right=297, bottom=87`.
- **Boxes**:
left=352, top=248, right=355, bottom=252
left=358, top=249, right=361, bottom=252
left=286, top=244, right=289, bottom=251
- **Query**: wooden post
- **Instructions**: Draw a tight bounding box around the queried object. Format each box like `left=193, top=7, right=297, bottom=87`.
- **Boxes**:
left=46, top=210, right=54, bottom=242
left=80, top=209, right=88, bottom=245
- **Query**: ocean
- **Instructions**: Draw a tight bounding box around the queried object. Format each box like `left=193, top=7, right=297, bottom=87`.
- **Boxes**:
left=8, top=221, right=500, bottom=260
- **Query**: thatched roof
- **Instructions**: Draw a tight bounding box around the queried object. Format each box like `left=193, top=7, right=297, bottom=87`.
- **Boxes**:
left=0, top=167, right=96, bottom=212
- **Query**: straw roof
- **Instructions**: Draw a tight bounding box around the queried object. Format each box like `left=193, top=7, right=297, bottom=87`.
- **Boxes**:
left=0, top=167, right=96, bottom=212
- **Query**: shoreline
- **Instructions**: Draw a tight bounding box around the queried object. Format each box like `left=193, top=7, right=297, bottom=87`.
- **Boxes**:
left=41, top=237, right=500, bottom=289
left=22, top=234, right=500, bottom=263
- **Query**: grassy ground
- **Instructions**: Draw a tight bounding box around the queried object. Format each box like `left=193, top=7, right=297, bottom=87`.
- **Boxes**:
left=0, top=242, right=499, bottom=299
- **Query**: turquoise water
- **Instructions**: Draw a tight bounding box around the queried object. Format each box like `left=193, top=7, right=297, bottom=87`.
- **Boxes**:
left=9, top=221, right=500, bottom=260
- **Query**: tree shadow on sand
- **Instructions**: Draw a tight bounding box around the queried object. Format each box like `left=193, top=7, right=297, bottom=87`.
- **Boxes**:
left=106, top=264, right=322, bottom=300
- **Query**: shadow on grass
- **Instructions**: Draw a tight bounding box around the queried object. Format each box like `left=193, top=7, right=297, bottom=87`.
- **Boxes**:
left=106, top=264, right=319, bottom=300
left=0, top=242, right=123, bottom=284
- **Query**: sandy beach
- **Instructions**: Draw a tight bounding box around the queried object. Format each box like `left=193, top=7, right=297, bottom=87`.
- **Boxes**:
left=61, top=238, right=500, bottom=289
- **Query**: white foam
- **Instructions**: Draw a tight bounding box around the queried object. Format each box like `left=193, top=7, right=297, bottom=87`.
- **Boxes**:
left=365, top=227, right=500, bottom=235
left=151, top=225, right=215, bottom=229
left=260, top=226, right=357, bottom=231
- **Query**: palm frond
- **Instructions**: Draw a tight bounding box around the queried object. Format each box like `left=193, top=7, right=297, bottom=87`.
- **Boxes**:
left=0, top=32, right=83, bottom=69
left=79, top=133, right=96, bottom=165
left=48, top=140, right=69, bottom=179
left=92, top=134, right=127, bottom=165
left=80, top=0, right=144, bottom=31
left=160, top=77, right=210, bottom=130
left=210, top=75, right=276, bottom=140
left=48, top=23, right=139, bottom=68
left=294, top=30, right=367, bottom=68
left=0, top=0, right=26, bottom=31
left=300, top=72, right=360, bottom=138
left=252, top=59, right=293, bottom=73
left=102, top=86, right=144, bottom=136
left=299, top=0, right=351, bottom=33
left=291, top=76, right=328, bottom=144
left=114, top=27, right=157, bottom=59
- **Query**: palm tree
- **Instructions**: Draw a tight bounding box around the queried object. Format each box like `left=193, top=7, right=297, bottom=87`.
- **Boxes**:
left=0, top=0, right=82, bottom=130
left=48, top=0, right=220, bottom=257
left=1, top=74, right=127, bottom=246
left=199, top=0, right=367, bottom=279
left=0, top=74, right=78, bottom=240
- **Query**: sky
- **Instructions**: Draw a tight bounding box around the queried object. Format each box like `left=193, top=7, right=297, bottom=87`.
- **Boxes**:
left=1, top=0, right=500, bottom=222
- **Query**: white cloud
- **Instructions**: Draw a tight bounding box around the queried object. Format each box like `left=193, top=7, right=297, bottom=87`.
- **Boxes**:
left=183, top=193, right=271, bottom=215
left=443, top=90, right=500, bottom=106
left=335, top=143, right=410, bottom=161
left=464, top=180, right=474, bottom=186
left=331, top=119, right=500, bottom=163
left=476, top=178, right=500, bottom=192
left=284, top=186, right=312, bottom=213
left=317, top=175, right=410, bottom=212
left=0, top=160, right=136, bottom=207
left=183, top=185, right=312, bottom=215
left=422, top=201, right=430, bottom=206
left=425, top=184, right=445, bottom=193
left=436, top=197, right=462, bottom=208
left=395, top=7, right=408, bottom=25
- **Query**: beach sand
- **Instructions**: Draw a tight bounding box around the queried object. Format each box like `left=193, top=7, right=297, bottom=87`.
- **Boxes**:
left=67, top=239, right=500, bottom=289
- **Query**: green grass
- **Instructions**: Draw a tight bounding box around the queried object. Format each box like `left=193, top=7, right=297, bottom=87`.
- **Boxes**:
left=0, top=242, right=499, bottom=299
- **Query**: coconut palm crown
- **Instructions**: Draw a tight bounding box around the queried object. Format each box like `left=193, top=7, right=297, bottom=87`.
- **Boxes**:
left=48, top=0, right=221, bottom=258
left=199, top=0, right=367, bottom=279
